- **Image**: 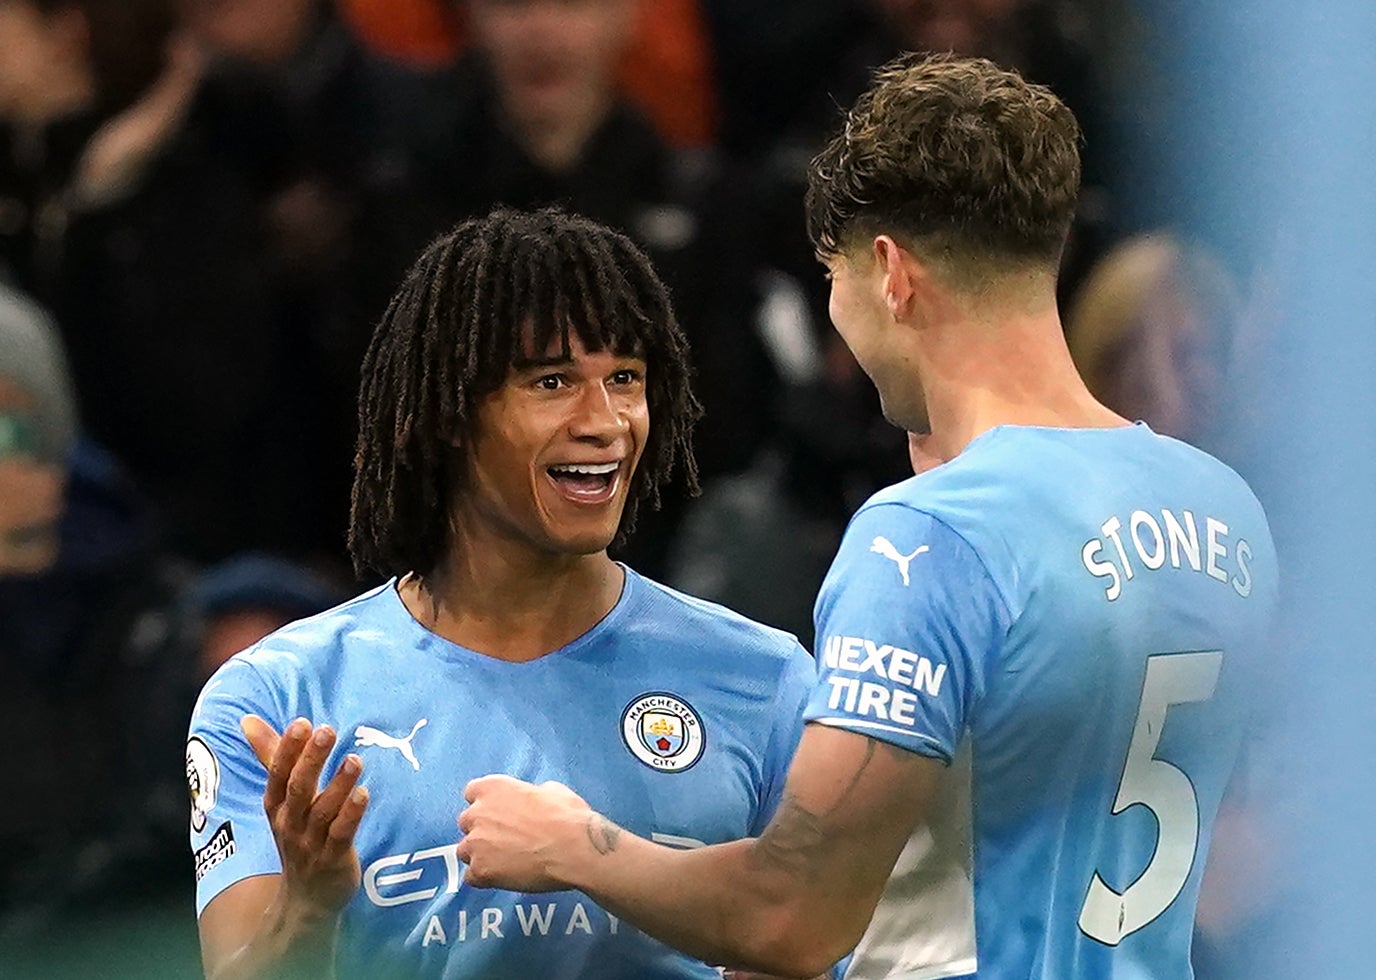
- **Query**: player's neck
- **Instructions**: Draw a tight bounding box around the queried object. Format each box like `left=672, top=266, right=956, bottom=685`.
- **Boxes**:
left=918, top=302, right=1129, bottom=460
left=400, top=545, right=625, bottom=663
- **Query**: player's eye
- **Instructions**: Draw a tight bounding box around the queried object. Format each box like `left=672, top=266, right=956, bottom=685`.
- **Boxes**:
left=535, top=373, right=567, bottom=391
left=610, top=368, right=643, bottom=387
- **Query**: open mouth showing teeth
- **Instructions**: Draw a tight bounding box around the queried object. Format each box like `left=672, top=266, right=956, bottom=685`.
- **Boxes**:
left=547, top=462, right=620, bottom=498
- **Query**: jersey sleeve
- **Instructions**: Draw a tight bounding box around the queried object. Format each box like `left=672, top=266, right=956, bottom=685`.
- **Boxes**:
left=805, top=503, right=1010, bottom=763
left=187, top=655, right=286, bottom=915
left=751, top=640, right=815, bottom=836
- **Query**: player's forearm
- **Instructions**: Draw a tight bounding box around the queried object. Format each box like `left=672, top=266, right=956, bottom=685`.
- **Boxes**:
left=550, top=815, right=844, bottom=977
left=206, top=895, right=340, bottom=980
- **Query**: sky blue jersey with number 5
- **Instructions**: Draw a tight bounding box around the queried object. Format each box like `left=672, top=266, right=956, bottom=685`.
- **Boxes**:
left=188, top=569, right=817, bottom=980
left=804, top=423, right=1278, bottom=980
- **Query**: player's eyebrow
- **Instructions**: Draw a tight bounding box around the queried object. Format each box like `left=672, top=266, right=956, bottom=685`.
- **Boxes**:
left=513, top=343, right=646, bottom=370
left=514, top=354, right=576, bottom=368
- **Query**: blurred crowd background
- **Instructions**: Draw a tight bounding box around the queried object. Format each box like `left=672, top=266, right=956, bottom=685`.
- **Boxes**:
left=0, top=0, right=1367, bottom=976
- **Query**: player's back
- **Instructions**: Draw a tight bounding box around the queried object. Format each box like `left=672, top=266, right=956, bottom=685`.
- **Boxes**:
left=813, top=423, right=1276, bottom=979
left=928, top=424, right=1274, bottom=976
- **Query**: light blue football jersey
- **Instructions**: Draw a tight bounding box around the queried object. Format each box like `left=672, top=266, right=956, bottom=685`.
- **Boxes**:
left=804, top=424, right=1277, bottom=980
left=188, top=567, right=814, bottom=979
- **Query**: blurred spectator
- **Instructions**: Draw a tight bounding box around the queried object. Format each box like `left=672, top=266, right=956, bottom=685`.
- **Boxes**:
left=610, top=0, right=718, bottom=149
left=183, top=0, right=455, bottom=562
left=0, top=0, right=327, bottom=566
left=702, top=1, right=1098, bottom=150
left=703, top=0, right=1104, bottom=167
left=337, top=0, right=462, bottom=67
left=0, top=282, right=196, bottom=935
left=0, top=284, right=75, bottom=578
left=338, top=0, right=719, bottom=147
left=387, top=0, right=781, bottom=575
left=697, top=0, right=866, bottom=163
left=182, top=0, right=430, bottom=277
left=1065, top=231, right=1242, bottom=450
left=0, top=283, right=346, bottom=947
left=191, top=550, right=347, bottom=680
left=1191, top=788, right=1298, bottom=979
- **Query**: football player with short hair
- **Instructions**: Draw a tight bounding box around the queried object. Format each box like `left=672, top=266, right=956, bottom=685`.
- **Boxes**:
left=455, top=54, right=1279, bottom=980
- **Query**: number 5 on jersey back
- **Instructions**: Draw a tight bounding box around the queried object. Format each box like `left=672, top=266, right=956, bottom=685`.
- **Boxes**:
left=1078, top=650, right=1224, bottom=946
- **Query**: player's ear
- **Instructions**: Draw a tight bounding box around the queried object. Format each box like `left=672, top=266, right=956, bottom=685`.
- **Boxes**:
left=874, top=235, right=917, bottom=320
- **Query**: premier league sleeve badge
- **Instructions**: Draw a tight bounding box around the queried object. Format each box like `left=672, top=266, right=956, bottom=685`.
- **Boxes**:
left=186, top=735, right=221, bottom=833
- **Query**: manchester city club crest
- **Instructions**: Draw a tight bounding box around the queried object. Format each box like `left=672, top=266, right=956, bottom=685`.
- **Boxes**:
left=621, top=692, right=705, bottom=772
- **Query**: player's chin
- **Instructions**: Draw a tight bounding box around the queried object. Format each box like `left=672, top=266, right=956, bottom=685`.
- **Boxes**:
left=540, top=494, right=631, bottom=554
left=879, top=396, right=927, bottom=434
left=547, top=518, right=623, bottom=557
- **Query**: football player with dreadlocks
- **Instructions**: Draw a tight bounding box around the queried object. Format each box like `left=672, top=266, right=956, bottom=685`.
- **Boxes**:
left=188, top=207, right=823, bottom=980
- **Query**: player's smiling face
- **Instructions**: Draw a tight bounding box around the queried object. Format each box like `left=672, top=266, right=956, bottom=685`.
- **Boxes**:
left=458, top=331, right=649, bottom=557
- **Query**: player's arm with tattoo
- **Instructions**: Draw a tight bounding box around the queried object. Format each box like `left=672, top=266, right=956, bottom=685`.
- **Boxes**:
left=459, top=724, right=942, bottom=977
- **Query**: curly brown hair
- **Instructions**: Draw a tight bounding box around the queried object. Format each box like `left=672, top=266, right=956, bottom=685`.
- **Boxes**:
left=349, top=207, right=701, bottom=580
left=806, top=52, right=1082, bottom=282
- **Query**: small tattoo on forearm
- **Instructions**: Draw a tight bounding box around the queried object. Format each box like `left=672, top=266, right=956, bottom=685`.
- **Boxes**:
left=586, top=814, right=622, bottom=855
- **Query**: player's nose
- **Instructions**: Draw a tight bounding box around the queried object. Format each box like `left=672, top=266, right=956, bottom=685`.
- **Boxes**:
left=567, top=381, right=629, bottom=442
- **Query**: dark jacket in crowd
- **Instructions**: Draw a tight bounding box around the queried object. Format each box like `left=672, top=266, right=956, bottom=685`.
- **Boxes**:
left=0, top=440, right=197, bottom=924
left=0, top=109, right=330, bottom=565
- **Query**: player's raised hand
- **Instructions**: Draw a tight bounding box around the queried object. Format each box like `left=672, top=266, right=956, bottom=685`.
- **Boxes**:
left=457, top=775, right=592, bottom=891
left=241, top=715, right=369, bottom=919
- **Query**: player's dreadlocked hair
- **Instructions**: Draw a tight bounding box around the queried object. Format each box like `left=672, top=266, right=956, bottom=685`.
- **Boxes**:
left=349, top=207, right=701, bottom=580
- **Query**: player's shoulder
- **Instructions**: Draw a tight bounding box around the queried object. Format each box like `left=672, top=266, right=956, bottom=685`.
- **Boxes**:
left=841, top=425, right=1197, bottom=595
left=626, top=568, right=807, bottom=666
left=870, top=423, right=1258, bottom=518
left=829, top=477, right=1013, bottom=623
left=845, top=462, right=991, bottom=564
left=852, top=428, right=1035, bottom=533
left=1151, top=431, right=1269, bottom=509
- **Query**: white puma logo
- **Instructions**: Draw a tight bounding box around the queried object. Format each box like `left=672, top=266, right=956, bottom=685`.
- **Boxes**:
left=354, top=719, right=428, bottom=771
left=870, top=536, right=930, bottom=586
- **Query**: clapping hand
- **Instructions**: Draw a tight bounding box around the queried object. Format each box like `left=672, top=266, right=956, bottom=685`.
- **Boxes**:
left=241, top=716, right=371, bottom=920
